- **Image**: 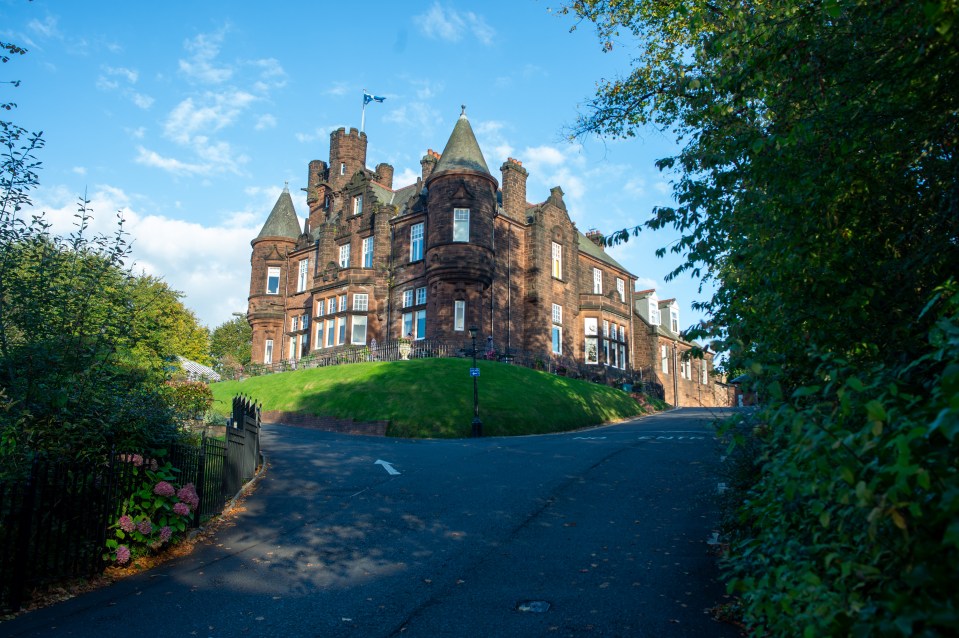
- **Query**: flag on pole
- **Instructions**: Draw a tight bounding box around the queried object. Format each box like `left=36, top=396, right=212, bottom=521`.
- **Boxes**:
left=361, top=91, right=386, bottom=133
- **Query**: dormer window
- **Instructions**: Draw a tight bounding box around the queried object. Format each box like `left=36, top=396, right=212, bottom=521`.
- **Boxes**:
left=670, top=308, right=679, bottom=333
left=593, top=268, right=603, bottom=294
left=453, top=208, right=470, bottom=242
left=649, top=300, right=660, bottom=325
left=353, top=195, right=363, bottom=215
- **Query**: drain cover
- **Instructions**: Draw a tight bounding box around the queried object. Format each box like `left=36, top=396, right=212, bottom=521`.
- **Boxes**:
left=517, top=600, right=551, bottom=613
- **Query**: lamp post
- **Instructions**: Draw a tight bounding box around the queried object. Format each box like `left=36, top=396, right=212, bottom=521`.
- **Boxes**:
left=468, top=325, right=482, bottom=437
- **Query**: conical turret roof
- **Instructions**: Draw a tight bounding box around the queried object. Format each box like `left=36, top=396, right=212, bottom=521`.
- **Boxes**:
left=256, top=184, right=301, bottom=239
left=431, top=106, right=491, bottom=178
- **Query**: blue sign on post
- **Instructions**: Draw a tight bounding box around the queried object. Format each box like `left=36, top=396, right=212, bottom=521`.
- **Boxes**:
left=470, top=367, right=480, bottom=377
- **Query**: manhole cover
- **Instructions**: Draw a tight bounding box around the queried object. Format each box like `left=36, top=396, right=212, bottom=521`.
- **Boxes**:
left=516, top=600, right=551, bottom=613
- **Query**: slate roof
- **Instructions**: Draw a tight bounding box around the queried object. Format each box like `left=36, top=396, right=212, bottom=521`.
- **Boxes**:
left=370, top=181, right=420, bottom=212
left=257, top=186, right=301, bottom=239
left=577, top=231, right=631, bottom=275
left=431, top=108, right=491, bottom=177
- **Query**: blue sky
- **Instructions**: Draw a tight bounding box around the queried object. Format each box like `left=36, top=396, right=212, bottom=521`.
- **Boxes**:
left=2, top=0, right=711, bottom=332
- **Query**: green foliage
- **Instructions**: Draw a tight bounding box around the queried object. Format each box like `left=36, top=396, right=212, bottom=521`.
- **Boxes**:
left=0, top=41, right=198, bottom=473
left=104, top=457, right=200, bottom=565
left=160, top=380, right=214, bottom=422
left=128, top=275, right=211, bottom=369
left=209, top=315, right=252, bottom=374
left=209, top=359, right=643, bottom=438
left=563, top=0, right=959, bottom=633
left=722, top=286, right=959, bottom=636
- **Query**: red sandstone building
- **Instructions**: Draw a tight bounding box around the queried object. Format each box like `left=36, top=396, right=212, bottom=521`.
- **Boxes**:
left=246, top=108, right=732, bottom=407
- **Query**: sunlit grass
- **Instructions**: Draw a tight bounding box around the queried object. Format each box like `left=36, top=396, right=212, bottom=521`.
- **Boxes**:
left=210, top=359, right=646, bottom=438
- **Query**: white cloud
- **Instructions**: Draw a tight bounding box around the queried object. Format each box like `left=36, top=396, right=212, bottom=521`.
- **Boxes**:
left=164, top=90, right=257, bottom=145
left=31, top=184, right=261, bottom=328
left=250, top=58, right=287, bottom=92
left=72, top=166, right=86, bottom=175
left=103, top=66, right=138, bottom=83
left=414, top=3, right=495, bottom=45
left=178, top=29, right=233, bottom=84
left=28, top=16, right=60, bottom=39
left=129, top=126, right=146, bottom=139
left=135, top=146, right=210, bottom=176
left=131, top=92, right=154, bottom=109
left=394, top=167, right=419, bottom=187
left=254, top=114, right=277, bottom=130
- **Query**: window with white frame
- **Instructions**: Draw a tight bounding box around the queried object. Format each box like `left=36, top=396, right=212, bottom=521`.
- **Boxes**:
left=338, top=243, right=350, bottom=268
left=402, top=289, right=413, bottom=308
left=671, top=308, right=679, bottom=333
left=315, top=322, right=323, bottom=348
left=362, top=236, right=373, bottom=268
left=551, top=325, right=562, bottom=354
left=453, top=208, right=470, bottom=242
left=701, top=361, right=708, bottom=384
left=264, top=339, right=274, bottom=364
left=616, top=277, right=625, bottom=302
left=336, top=316, right=346, bottom=345
left=415, top=309, right=426, bottom=339
left=338, top=294, right=347, bottom=311
left=351, top=315, right=367, bottom=344
left=297, top=259, right=309, bottom=292
left=611, top=340, right=618, bottom=367
left=593, top=268, right=603, bottom=294
left=288, top=336, right=296, bottom=360
left=266, top=267, right=281, bottom=295
left=551, top=242, right=562, bottom=279
left=410, top=223, right=424, bottom=261
left=316, top=298, right=324, bottom=317
left=302, top=315, right=309, bottom=331
left=454, top=300, right=465, bottom=331
left=584, top=318, right=599, bottom=365
left=552, top=303, right=563, bottom=324
left=603, top=320, right=610, bottom=364
left=619, top=344, right=627, bottom=370
left=649, top=301, right=661, bottom=325
left=340, top=162, right=346, bottom=175
left=661, top=345, right=669, bottom=373
left=291, top=316, right=298, bottom=331
left=402, top=312, right=414, bottom=338
left=353, top=293, right=369, bottom=311
left=416, top=286, right=426, bottom=305
left=353, top=195, right=363, bottom=215
left=328, top=297, right=336, bottom=314
left=326, top=319, right=334, bottom=347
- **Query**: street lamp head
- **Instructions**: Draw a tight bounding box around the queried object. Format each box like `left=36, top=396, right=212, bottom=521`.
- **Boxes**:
left=468, top=325, right=479, bottom=339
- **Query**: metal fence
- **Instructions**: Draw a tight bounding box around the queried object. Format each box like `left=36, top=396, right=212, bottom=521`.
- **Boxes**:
left=222, top=338, right=652, bottom=393
left=0, top=398, right=262, bottom=614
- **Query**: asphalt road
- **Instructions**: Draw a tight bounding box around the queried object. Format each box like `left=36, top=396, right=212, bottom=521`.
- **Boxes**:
left=2, top=407, right=742, bottom=638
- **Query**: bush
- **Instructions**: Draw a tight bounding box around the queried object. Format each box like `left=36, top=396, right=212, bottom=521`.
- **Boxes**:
left=721, top=284, right=959, bottom=636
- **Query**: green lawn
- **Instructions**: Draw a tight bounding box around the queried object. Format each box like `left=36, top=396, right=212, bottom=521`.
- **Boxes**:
left=210, top=359, right=647, bottom=438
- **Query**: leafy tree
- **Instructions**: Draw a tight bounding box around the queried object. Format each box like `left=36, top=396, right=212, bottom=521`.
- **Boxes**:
left=127, top=274, right=211, bottom=369
left=561, top=0, right=959, bottom=634
left=0, top=40, right=189, bottom=473
left=209, top=315, right=252, bottom=370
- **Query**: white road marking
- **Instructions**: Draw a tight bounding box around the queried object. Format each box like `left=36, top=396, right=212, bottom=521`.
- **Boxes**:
left=374, top=459, right=400, bottom=475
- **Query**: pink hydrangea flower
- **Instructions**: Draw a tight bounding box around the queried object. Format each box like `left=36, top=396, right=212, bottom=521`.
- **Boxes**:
left=118, top=515, right=135, bottom=533
left=177, top=483, right=200, bottom=510
left=173, top=502, right=190, bottom=517
left=116, top=545, right=131, bottom=565
left=137, top=519, right=153, bottom=535
left=153, top=481, right=175, bottom=497
left=159, top=526, right=172, bottom=543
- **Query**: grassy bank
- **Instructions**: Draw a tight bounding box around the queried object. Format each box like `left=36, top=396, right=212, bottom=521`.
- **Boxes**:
left=210, top=359, right=647, bottom=438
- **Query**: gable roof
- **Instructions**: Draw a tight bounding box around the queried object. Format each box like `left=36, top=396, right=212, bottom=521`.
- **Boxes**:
left=430, top=108, right=491, bottom=178
left=577, top=231, right=632, bottom=275
left=257, top=186, right=301, bottom=239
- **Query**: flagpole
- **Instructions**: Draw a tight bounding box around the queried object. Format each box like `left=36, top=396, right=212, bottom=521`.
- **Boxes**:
left=360, top=89, right=367, bottom=133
